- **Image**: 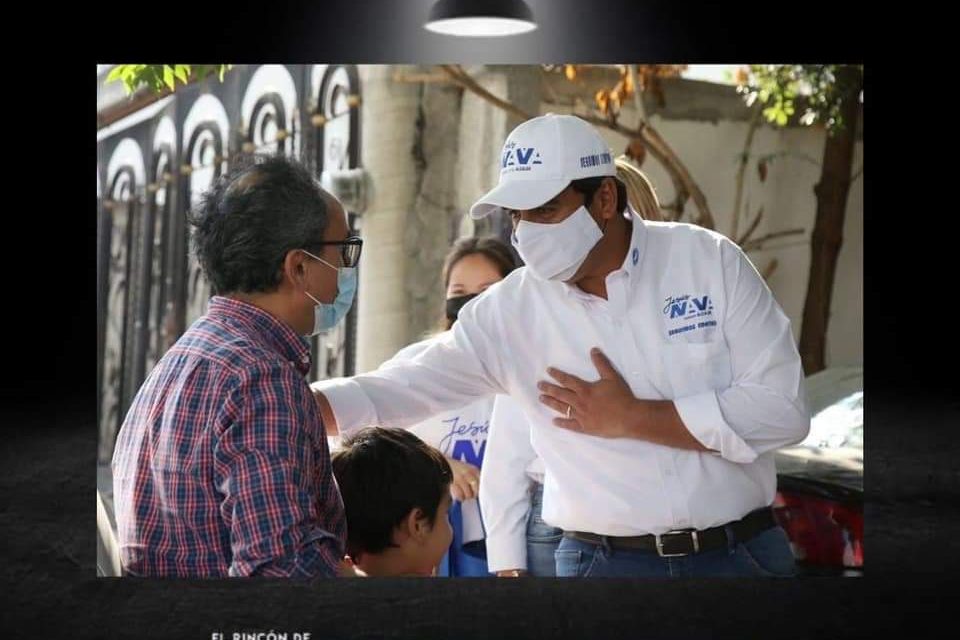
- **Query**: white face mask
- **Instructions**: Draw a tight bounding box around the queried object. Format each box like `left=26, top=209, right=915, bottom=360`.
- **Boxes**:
left=511, top=206, right=604, bottom=281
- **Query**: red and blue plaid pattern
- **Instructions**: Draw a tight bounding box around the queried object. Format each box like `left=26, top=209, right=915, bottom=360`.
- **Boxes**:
left=111, top=296, right=346, bottom=577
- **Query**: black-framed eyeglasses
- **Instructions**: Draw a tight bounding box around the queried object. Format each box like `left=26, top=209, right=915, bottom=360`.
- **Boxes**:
left=311, top=235, right=363, bottom=268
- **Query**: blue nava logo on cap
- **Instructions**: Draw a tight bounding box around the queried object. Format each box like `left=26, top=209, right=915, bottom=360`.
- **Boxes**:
left=579, top=152, right=612, bottom=169
left=502, top=141, right=543, bottom=171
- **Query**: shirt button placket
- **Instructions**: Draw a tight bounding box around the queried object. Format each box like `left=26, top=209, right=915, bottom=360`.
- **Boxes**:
left=669, top=459, right=692, bottom=529
left=658, top=455, right=680, bottom=528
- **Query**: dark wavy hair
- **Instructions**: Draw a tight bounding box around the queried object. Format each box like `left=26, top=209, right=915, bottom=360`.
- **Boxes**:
left=331, top=427, right=452, bottom=558
left=187, top=154, right=329, bottom=295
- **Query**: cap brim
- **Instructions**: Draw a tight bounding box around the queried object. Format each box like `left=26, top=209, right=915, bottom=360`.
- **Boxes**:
left=469, top=178, right=569, bottom=219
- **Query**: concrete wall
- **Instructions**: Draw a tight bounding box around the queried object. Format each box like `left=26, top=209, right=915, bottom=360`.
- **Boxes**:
left=357, top=65, right=543, bottom=370
left=354, top=65, right=423, bottom=373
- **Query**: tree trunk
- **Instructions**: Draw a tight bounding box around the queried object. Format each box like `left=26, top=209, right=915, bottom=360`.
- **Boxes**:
left=798, top=66, right=862, bottom=375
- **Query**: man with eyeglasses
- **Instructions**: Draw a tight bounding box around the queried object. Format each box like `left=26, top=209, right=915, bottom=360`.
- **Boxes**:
left=112, top=155, right=363, bottom=578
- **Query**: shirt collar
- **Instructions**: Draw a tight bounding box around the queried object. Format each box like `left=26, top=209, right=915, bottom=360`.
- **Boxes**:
left=561, top=206, right=649, bottom=301
left=207, top=296, right=312, bottom=374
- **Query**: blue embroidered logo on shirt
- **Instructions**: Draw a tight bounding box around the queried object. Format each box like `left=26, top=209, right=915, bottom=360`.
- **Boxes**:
left=663, top=294, right=716, bottom=336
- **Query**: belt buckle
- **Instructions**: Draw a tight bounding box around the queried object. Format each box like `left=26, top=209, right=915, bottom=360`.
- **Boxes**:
left=655, top=530, right=700, bottom=557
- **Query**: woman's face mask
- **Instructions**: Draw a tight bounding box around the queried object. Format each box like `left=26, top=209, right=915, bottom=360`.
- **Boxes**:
left=445, top=292, right=480, bottom=324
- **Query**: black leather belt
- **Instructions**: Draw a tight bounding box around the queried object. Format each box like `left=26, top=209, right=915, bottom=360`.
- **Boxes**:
left=564, top=507, right=777, bottom=557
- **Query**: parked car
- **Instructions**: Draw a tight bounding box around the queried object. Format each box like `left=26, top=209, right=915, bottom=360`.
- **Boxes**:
left=774, top=367, right=863, bottom=576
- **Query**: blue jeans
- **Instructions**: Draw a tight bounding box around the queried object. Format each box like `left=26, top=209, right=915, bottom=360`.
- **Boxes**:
left=555, top=524, right=797, bottom=577
left=526, top=482, right=562, bottom=577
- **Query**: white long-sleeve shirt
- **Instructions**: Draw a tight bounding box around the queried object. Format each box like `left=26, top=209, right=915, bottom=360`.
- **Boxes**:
left=480, top=393, right=543, bottom=572
left=313, top=211, right=809, bottom=562
left=381, top=336, right=495, bottom=545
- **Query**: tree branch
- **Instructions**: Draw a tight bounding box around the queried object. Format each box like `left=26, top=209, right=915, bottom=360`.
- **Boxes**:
left=439, top=65, right=533, bottom=121
left=736, top=207, right=764, bottom=246
left=761, top=258, right=779, bottom=281
left=755, top=150, right=822, bottom=168
left=740, top=229, right=804, bottom=251
left=628, top=65, right=648, bottom=124
left=638, top=121, right=715, bottom=229
left=731, top=106, right=763, bottom=240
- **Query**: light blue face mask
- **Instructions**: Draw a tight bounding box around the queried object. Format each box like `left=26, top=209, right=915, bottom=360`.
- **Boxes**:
left=301, top=250, right=358, bottom=335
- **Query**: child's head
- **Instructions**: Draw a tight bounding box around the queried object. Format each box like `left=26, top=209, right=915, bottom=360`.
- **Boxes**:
left=331, top=427, right=454, bottom=576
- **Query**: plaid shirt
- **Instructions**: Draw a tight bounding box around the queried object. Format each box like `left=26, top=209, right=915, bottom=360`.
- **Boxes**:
left=111, top=296, right=346, bottom=577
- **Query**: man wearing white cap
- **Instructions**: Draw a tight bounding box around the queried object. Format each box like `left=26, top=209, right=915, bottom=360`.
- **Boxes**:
left=313, top=114, right=809, bottom=577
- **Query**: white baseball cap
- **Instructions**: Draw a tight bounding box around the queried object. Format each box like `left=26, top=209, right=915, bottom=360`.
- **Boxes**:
left=469, top=114, right=616, bottom=219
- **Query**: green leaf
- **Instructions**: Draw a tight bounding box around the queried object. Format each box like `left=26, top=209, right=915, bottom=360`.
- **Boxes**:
left=163, top=66, right=176, bottom=91
left=106, top=66, right=126, bottom=82
left=103, top=63, right=229, bottom=96
left=146, top=66, right=163, bottom=92
left=125, top=65, right=145, bottom=81
left=121, top=67, right=143, bottom=94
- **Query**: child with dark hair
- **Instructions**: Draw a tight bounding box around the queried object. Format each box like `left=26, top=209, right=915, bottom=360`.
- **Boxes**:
left=332, top=427, right=454, bottom=577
